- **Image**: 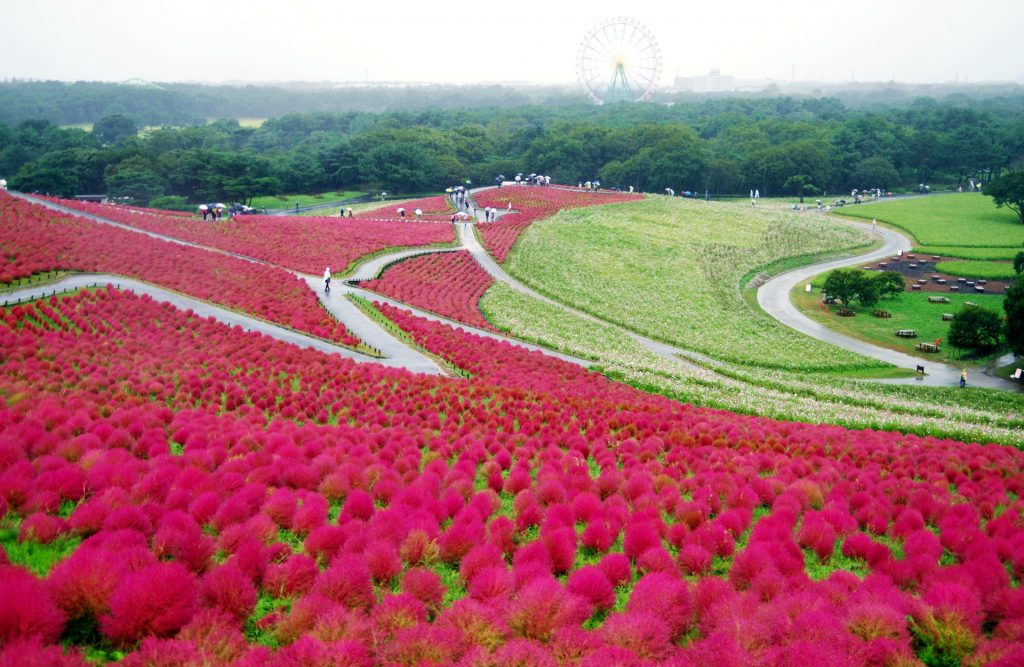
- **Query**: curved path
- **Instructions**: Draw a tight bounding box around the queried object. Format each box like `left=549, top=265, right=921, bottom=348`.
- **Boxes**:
left=7, top=192, right=586, bottom=373
left=757, top=219, right=1018, bottom=390
left=3, top=274, right=441, bottom=374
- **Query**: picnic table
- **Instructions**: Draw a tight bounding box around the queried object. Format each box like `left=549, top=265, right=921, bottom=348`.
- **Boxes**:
left=895, top=329, right=918, bottom=338
left=916, top=342, right=940, bottom=353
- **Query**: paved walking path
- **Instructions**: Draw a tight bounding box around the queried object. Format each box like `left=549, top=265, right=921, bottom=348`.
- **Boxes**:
left=2, top=274, right=441, bottom=373
left=757, top=219, right=1020, bottom=391
left=9, top=192, right=583, bottom=374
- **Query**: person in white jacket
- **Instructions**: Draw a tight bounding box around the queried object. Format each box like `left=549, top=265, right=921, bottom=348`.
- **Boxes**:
left=324, top=267, right=331, bottom=293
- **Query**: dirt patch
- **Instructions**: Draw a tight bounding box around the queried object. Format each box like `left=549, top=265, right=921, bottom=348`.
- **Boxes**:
left=863, top=253, right=1012, bottom=295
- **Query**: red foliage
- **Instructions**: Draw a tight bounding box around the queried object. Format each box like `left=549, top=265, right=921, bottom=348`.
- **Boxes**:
left=362, top=251, right=498, bottom=332
left=0, top=566, right=67, bottom=644
left=200, top=565, right=257, bottom=622
left=100, top=562, right=200, bottom=646
left=35, top=193, right=454, bottom=274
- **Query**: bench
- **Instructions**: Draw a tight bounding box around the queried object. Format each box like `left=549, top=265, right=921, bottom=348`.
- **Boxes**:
left=895, top=329, right=918, bottom=338
left=916, top=342, right=940, bottom=353
left=928, top=296, right=951, bottom=303
left=942, top=313, right=954, bottom=321
left=872, top=310, right=891, bottom=318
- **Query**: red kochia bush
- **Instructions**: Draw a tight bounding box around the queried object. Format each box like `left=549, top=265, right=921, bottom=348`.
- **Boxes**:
left=201, top=565, right=257, bottom=622
left=599, top=611, right=674, bottom=661
left=566, top=566, right=616, bottom=610
left=627, top=572, right=693, bottom=640
left=0, top=566, right=67, bottom=644
left=507, top=578, right=590, bottom=642
left=47, top=547, right=125, bottom=620
left=0, top=638, right=88, bottom=666
left=100, top=562, right=200, bottom=646
left=312, top=554, right=375, bottom=611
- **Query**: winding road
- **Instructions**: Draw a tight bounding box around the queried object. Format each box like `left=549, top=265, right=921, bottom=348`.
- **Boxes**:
left=757, top=218, right=1018, bottom=391
left=9, top=189, right=1019, bottom=392
left=7, top=192, right=592, bottom=373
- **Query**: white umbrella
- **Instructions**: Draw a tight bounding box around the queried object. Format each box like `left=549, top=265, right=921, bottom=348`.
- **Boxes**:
left=414, top=209, right=423, bottom=216
left=456, top=211, right=471, bottom=219
left=198, top=205, right=208, bottom=211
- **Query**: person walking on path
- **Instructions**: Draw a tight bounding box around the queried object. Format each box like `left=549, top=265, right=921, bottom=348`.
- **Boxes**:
left=872, top=218, right=877, bottom=233
left=323, top=267, right=332, bottom=293
left=960, top=369, right=967, bottom=388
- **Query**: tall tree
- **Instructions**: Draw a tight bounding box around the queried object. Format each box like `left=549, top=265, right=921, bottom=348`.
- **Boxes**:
left=985, top=172, right=1024, bottom=223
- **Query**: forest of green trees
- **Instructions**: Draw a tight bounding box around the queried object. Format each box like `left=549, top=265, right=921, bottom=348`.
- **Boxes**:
left=1, top=82, right=1022, bottom=207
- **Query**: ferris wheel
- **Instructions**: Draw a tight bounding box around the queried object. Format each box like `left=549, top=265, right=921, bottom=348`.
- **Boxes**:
left=577, top=17, right=662, bottom=104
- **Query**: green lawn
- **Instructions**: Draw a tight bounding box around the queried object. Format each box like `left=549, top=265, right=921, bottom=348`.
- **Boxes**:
left=503, top=197, right=878, bottom=371
left=250, top=191, right=366, bottom=209
left=934, top=260, right=1018, bottom=281
left=792, top=283, right=1006, bottom=361
left=912, top=246, right=1023, bottom=260
left=836, top=193, right=1024, bottom=247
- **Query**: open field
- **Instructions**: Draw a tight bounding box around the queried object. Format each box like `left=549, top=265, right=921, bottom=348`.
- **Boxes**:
left=837, top=193, right=1024, bottom=247
left=503, top=197, right=878, bottom=371
left=934, top=259, right=1018, bottom=281
left=249, top=191, right=365, bottom=209
left=912, top=245, right=1023, bottom=260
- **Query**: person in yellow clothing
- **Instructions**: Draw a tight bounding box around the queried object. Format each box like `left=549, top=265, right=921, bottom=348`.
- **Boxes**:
left=960, top=369, right=967, bottom=388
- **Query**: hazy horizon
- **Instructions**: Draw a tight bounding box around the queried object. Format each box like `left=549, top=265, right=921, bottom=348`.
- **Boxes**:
left=3, top=0, right=1022, bottom=88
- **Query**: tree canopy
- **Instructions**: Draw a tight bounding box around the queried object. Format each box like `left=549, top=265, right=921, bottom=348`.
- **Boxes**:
left=985, top=172, right=1024, bottom=224
left=1, top=92, right=1022, bottom=208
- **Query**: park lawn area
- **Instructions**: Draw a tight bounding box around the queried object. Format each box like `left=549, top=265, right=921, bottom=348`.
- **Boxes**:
left=503, top=197, right=878, bottom=371
left=836, top=193, right=1024, bottom=247
left=250, top=191, right=365, bottom=209
left=912, top=245, right=1023, bottom=260
left=791, top=282, right=1006, bottom=361
left=934, top=260, right=1018, bottom=281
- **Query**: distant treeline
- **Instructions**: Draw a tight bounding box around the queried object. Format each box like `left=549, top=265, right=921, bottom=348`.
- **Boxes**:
left=1, top=90, right=1022, bottom=206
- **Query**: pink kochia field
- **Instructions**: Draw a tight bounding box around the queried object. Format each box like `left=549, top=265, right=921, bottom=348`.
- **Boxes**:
left=0, top=192, right=361, bottom=348
left=360, top=251, right=499, bottom=332
left=35, top=195, right=456, bottom=275
left=3, top=282, right=1024, bottom=665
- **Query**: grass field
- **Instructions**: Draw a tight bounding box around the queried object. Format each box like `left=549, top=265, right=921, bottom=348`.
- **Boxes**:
left=503, top=197, right=878, bottom=371
left=249, top=191, right=365, bottom=209
left=934, top=260, right=1018, bottom=281
left=911, top=245, right=1023, bottom=260
left=792, top=281, right=1007, bottom=361
left=837, top=193, right=1024, bottom=247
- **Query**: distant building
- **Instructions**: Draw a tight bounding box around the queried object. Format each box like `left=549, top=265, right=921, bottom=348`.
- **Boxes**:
left=673, top=69, right=735, bottom=93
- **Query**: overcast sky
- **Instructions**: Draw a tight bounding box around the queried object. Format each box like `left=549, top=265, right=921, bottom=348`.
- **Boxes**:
left=2, top=0, right=1021, bottom=86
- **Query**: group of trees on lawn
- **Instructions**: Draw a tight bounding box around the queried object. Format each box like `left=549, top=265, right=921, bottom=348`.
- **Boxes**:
left=823, top=253, right=1024, bottom=358
left=1, top=91, right=1023, bottom=206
